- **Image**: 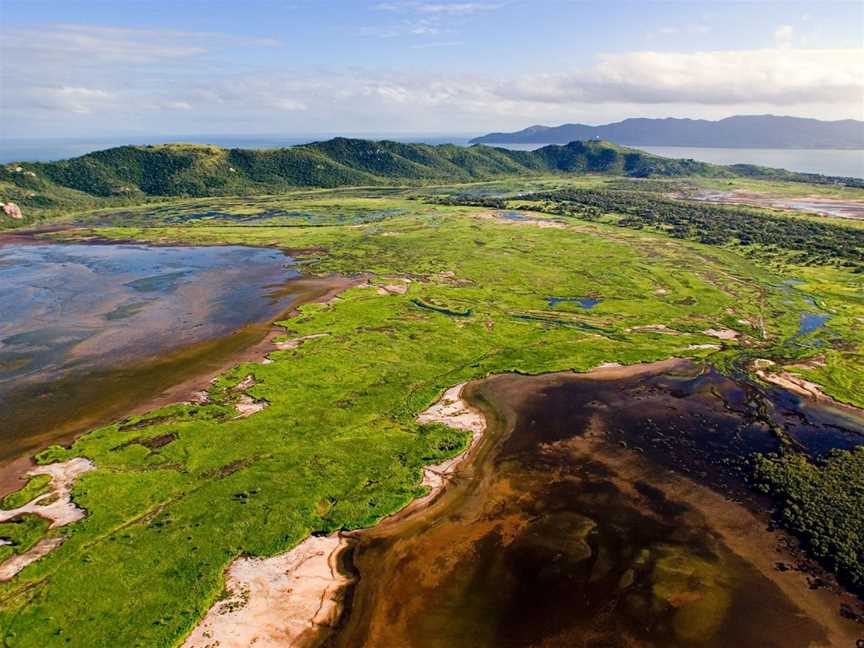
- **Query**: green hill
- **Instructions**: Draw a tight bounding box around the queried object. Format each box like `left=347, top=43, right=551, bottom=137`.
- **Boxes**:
left=1, top=138, right=852, bottom=226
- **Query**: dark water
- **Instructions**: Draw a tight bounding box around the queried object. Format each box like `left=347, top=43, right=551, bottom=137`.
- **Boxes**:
left=0, top=242, right=298, bottom=462
left=501, top=211, right=530, bottom=221
left=327, top=361, right=864, bottom=647
left=411, top=299, right=472, bottom=317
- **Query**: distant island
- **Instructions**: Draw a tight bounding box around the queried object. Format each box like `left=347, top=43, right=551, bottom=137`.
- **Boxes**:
left=470, top=115, right=864, bottom=149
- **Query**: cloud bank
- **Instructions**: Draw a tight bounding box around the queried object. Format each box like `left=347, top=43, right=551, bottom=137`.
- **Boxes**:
left=2, top=24, right=861, bottom=135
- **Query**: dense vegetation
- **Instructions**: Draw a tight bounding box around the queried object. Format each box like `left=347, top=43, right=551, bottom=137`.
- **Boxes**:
left=4, top=191, right=833, bottom=647
left=0, top=169, right=862, bottom=644
left=754, top=448, right=864, bottom=589
left=0, top=137, right=824, bottom=226
left=5, top=138, right=861, bottom=230
left=2, top=139, right=729, bottom=209
left=433, top=187, right=864, bottom=269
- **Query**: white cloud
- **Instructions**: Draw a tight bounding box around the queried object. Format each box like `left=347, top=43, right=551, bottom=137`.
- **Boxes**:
left=361, top=18, right=443, bottom=37
left=2, top=22, right=861, bottom=133
left=411, top=40, right=463, bottom=49
left=774, top=24, right=795, bottom=49
left=164, top=101, right=193, bottom=111
left=499, top=48, right=863, bottom=106
left=28, top=86, right=115, bottom=114
left=368, top=1, right=499, bottom=38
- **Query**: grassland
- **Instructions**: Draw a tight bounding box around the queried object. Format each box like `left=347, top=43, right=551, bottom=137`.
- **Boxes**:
left=0, top=178, right=862, bottom=646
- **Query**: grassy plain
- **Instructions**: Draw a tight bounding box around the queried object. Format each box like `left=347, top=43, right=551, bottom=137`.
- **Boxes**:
left=0, top=179, right=862, bottom=646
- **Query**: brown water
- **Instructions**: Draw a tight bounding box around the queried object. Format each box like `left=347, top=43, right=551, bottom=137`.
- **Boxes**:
left=326, top=361, right=863, bottom=648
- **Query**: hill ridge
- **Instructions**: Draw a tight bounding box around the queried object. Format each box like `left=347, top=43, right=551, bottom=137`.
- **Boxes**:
left=1, top=137, right=859, bottom=225
left=470, top=115, right=864, bottom=149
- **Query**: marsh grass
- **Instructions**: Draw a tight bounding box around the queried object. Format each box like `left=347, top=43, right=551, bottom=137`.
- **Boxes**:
left=0, top=184, right=861, bottom=646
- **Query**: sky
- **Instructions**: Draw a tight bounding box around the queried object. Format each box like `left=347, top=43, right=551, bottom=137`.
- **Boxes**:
left=1, top=0, right=863, bottom=139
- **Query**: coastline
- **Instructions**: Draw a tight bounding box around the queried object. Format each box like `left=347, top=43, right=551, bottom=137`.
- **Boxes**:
left=316, top=360, right=864, bottom=647
left=179, top=380, right=491, bottom=648
left=3, top=235, right=861, bottom=646
left=0, top=269, right=361, bottom=498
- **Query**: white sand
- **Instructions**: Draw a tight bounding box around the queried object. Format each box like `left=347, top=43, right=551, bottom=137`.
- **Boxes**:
left=0, top=457, right=95, bottom=528
left=0, top=457, right=95, bottom=581
left=274, top=333, right=330, bottom=351
left=702, top=328, right=739, bottom=340
left=414, top=383, right=487, bottom=505
left=181, top=534, right=349, bottom=648
left=183, top=382, right=488, bottom=648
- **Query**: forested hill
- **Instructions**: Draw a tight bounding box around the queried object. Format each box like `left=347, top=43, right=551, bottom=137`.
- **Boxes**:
left=0, top=138, right=855, bottom=222
left=4, top=138, right=724, bottom=198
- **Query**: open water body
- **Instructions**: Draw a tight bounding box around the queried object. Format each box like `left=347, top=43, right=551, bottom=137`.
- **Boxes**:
left=0, top=242, right=298, bottom=462
left=327, top=361, right=864, bottom=647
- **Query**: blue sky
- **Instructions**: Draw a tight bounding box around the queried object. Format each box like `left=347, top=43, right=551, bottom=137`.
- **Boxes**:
left=2, top=0, right=862, bottom=138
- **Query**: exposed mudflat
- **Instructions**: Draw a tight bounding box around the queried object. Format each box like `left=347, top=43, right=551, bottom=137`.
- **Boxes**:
left=686, top=189, right=864, bottom=220
left=321, top=360, right=864, bottom=648
left=182, top=381, right=489, bottom=648
left=0, top=457, right=95, bottom=580
left=0, top=242, right=296, bottom=463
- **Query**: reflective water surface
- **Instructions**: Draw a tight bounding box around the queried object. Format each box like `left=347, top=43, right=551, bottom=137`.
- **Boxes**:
left=326, top=361, right=864, bottom=648
left=0, top=242, right=298, bottom=462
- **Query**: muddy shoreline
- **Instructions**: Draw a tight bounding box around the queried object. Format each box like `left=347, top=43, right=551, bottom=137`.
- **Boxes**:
left=179, top=380, right=490, bottom=648
left=681, top=189, right=864, bottom=220
left=320, top=360, right=863, bottom=647
left=0, top=266, right=360, bottom=498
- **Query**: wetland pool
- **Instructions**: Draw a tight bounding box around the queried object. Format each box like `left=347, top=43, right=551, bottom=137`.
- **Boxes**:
left=0, top=241, right=302, bottom=468
left=325, top=360, right=864, bottom=648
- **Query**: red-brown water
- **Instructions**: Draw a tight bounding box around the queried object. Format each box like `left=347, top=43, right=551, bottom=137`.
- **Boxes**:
left=324, top=361, right=863, bottom=647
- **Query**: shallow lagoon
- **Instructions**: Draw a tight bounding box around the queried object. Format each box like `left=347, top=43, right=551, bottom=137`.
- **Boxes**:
left=0, top=242, right=298, bottom=462
left=327, top=361, right=864, bottom=647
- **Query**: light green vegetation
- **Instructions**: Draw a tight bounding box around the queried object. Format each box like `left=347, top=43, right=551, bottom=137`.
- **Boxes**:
left=1, top=181, right=862, bottom=645
left=0, top=516, right=52, bottom=564
left=0, top=475, right=52, bottom=510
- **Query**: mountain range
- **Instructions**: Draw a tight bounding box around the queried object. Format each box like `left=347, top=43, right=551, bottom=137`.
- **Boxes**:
left=470, top=115, right=864, bottom=149
left=2, top=138, right=855, bottom=225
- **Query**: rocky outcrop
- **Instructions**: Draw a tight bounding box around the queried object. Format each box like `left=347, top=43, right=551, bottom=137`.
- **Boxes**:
left=2, top=202, right=23, bottom=220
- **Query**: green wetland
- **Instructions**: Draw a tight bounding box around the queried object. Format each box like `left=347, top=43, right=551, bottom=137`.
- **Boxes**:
left=0, top=161, right=863, bottom=646
left=0, top=242, right=304, bottom=466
